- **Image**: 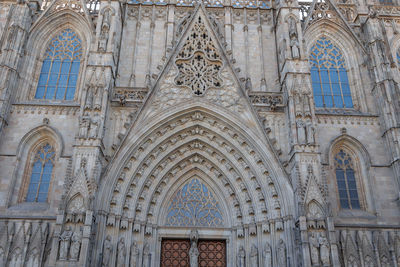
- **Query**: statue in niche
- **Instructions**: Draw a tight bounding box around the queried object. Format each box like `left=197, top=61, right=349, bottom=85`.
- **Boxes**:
left=250, top=244, right=258, bottom=267
left=319, top=234, right=330, bottom=266
left=288, top=17, right=300, bottom=59
left=245, top=77, right=252, bottom=91
left=117, top=237, right=126, bottom=267
left=89, top=114, right=100, bottom=139
left=98, top=9, right=111, bottom=52
left=85, top=85, right=94, bottom=110
left=309, top=232, right=320, bottom=266
left=142, top=242, right=150, bottom=267
left=296, top=119, right=306, bottom=144
left=102, top=235, right=112, bottom=267
left=189, top=239, right=199, bottom=267
left=94, top=86, right=103, bottom=110
left=277, top=240, right=287, bottom=267
left=237, top=245, right=245, bottom=267
left=130, top=241, right=139, bottom=267
left=306, top=119, right=316, bottom=144
left=290, top=35, right=300, bottom=59
left=69, top=230, right=82, bottom=261
left=6, top=25, right=19, bottom=50
left=263, top=242, right=272, bottom=267
left=59, top=226, right=73, bottom=260
left=78, top=116, right=90, bottom=139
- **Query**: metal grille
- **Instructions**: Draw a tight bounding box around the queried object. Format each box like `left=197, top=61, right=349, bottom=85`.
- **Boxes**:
left=161, top=239, right=190, bottom=267
left=198, top=240, right=226, bottom=267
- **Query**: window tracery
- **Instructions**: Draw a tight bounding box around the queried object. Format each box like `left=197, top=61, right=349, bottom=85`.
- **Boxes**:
left=334, top=149, right=360, bottom=209
left=175, top=16, right=223, bottom=96
left=35, top=29, right=82, bottom=100
left=25, top=143, right=55, bottom=202
left=165, top=178, right=224, bottom=227
left=309, top=37, right=353, bottom=108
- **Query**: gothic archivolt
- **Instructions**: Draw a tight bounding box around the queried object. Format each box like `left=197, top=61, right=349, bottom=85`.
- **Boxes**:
left=101, top=109, right=292, bottom=230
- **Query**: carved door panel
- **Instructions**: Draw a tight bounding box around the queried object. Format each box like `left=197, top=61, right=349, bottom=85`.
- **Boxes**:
left=161, top=239, right=226, bottom=267
left=161, top=239, right=190, bottom=267
left=198, top=240, right=226, bottom=267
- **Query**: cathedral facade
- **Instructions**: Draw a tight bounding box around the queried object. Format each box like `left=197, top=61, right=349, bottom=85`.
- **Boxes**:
left=0, top=0, right=400, bottom=265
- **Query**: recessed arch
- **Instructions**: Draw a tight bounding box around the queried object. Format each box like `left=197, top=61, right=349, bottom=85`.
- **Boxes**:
left=327, top=134, right=375, bottom=214
left=7, top=124, right=64, bottom=208
left=17, top=10, right=92, bottom=103
left=158, top=170, right=232, bottom=228
left=98, top=105, right=293, bottom=219
left=304, top=20, right=368, bottom=112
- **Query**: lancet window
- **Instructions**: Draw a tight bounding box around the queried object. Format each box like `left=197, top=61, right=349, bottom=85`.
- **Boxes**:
left=165, top=178, right=224, bottom=227
left=25, top=143, right=55, bottom=202
left=309, top=37, right=353, bottom=108
left=334, top=149, right=360, bottom=209
left=35, top=29, right=82, bottom=100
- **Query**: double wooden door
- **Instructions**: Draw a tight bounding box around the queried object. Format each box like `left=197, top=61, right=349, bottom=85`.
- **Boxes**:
left=160, top=239, right=226, bottom=267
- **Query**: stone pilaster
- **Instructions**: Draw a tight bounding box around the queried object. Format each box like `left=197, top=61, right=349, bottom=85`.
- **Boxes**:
left=0, top=1, right=33, bottom=136
left=275, top=0, right=339, bottom=265
left=362, top=14, right=400, bottom=196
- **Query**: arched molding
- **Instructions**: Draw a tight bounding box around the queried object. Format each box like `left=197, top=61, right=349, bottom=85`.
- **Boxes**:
left=98, top=105, right=293, bottom=219
left=157, top=169, right=232, bottom=228
left=326, top=134, right=376, bottom=215
left=7, top=124, right=64, bottom=208
left=304, top=20, right=369, bottom=112
left=17, top=10, right=92, bottom=103
left=109, top=135, right=276, bottom=226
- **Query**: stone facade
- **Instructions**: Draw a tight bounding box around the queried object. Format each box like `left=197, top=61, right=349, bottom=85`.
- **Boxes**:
left=0, top=0, right=399, bottom=266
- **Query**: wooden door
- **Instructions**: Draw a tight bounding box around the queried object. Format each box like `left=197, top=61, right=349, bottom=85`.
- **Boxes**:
left=161, top=239, right=226, bottom=267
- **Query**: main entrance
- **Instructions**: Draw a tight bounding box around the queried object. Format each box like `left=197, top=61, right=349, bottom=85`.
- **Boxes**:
left=161, top=239, right=226, bottom=267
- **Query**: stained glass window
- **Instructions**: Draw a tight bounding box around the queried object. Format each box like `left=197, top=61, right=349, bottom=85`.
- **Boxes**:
left=35, top=29, right=82, bottom=100
left=165, top=178, right=224, bottom=227
left=397, top=49, right=400, bottom=66
left=309, top=37, right=353, bottom=108
left=26, top=144, right=55, bottom=202
left=334, top=149, right=360, bottom=209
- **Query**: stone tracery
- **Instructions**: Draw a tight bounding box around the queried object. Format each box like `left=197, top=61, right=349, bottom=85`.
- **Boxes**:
left=175, top=16, right=223, bottom=95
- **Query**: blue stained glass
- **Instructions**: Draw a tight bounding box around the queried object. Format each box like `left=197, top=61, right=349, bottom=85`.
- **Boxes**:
left=335, top=149, right=361, bottom=209
left=25, top=144, right=55, bottom=203
left=309, top=37, right=353, bottom=108
left=166, top=178, right=224, bottom=227
left=45, top=87, right=55, bottom=99
left=35, top=29, right=82, bottom=100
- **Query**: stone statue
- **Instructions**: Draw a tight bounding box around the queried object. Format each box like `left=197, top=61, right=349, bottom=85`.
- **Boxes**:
left=263, top=242, right=272, bottom=267
left=99, top=10, right=111, bottom=52
left=130, top=241, right=139, bottom=267
left=278, top=240, right=287, bottom=267
left=250, top=244, right=258, bottom=267
left=102, top=235, right=112, bottom=267
left=189, top=240, right=199, bottom=267
left=69, top=230, right=82, bottom=261
left=78, top=116, right=90, bottom=139
left=290, top=36, right=300, bottom=59
left=319, top=234, right=330, bottom=266
left=85, top=86, right=94, bottom=110
left=117, top=237, right=126, bottom=267
left=245, top=77, right=252, bottom=91
left=59, top=226, right=73, bottom=260
left=296, top=119, right=306, bottom=144
left=309, top=232, right=320, bottom=266
left=306, top=120, right=316, bottom=144
left=89, top=115, right=100, bottom=139
left=288, top=17, right=297, bottom=39
left=94, top=86, right=103, bottom=110
left=237, top=245, right=245, bottom=267
left=142, top=242, right=151, bottom=267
